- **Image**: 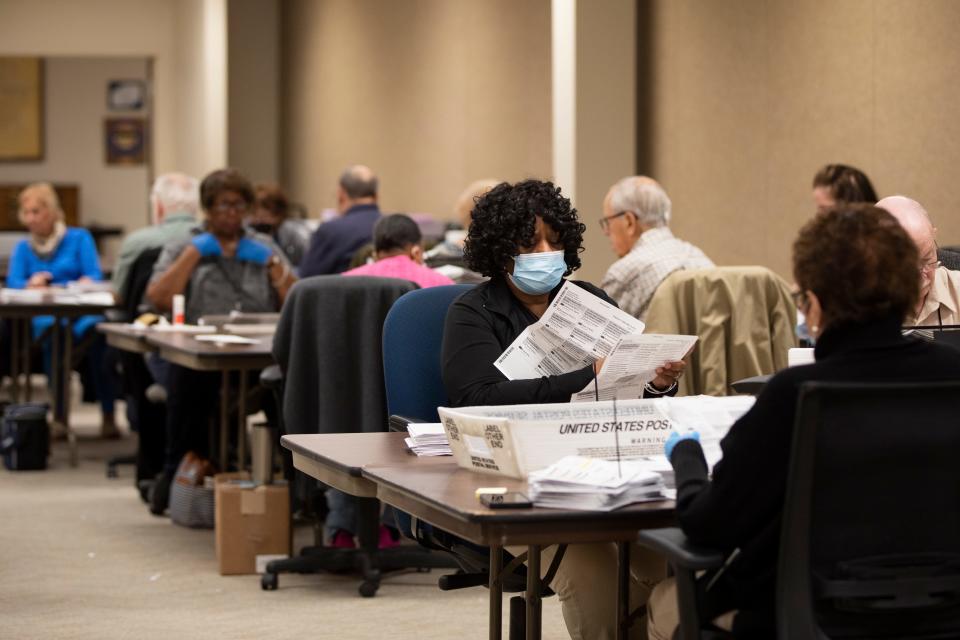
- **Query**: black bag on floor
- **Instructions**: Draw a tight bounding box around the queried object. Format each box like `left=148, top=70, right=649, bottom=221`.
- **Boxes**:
left=1, top=403, right=49, bottom=471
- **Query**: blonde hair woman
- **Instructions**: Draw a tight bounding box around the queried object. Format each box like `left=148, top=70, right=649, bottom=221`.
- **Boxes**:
left=7, top=182, right=118, bottom=437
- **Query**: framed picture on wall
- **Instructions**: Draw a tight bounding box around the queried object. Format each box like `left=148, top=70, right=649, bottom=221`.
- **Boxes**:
left=104, top=117, right=146, bottom=165
left=107, top=79, right=145, bottom=111
left=0, top=57, right=44, bottom=161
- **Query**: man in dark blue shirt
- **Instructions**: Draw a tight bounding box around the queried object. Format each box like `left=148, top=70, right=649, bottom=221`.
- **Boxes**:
left=299, top=165, right=382, bottom=276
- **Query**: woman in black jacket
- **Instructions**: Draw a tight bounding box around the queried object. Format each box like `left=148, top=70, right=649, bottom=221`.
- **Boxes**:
left=442, top=178, right=683, bottom=407
left=648, top=204, right=960, bottom=638
left=441, top=179, right=683, bottom=640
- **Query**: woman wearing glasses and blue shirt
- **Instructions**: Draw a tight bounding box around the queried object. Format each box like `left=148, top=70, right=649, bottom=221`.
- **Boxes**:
left=441, top=179, right=684, bottom=639
left=145, top=168, right=296, bottom=515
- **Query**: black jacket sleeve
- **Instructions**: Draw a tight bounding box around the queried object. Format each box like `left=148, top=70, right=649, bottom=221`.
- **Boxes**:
left=441, top=297, right=597, bottom=407
left=668, top=372, right=799, bottom=551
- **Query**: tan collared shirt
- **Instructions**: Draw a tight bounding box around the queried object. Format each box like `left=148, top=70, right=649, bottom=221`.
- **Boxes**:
left=913, top=266, right=960, bottom=327
left=601, top=226, right=714, bottom=321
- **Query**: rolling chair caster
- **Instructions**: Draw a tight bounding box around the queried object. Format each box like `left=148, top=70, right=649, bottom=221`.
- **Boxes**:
left=358, top=579, right=379, bottom=598
left=261, top=572, right=278, bottom=591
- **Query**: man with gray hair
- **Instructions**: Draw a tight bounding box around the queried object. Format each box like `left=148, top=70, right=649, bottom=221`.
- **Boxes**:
left=300, top=164, right=382, bottom=276
left=112, top=172, right=199, bottom=299
left=877, top=195, right=960, bottom=326
left=600, top=176, right=714, bottom=319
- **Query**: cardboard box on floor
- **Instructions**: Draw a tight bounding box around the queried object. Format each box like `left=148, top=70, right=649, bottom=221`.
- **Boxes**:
left=215, top=472, right=290, bottom=575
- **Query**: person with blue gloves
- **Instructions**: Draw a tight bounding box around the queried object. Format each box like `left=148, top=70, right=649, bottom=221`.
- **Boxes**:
left=144, top=169, right=297, bottom=516
left=663, top=429, right=700, bottom=460
left=647, top=205, right=960, bottom=638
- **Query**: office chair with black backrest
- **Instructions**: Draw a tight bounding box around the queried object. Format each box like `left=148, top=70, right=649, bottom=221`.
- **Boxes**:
left=638, top=381, right=960, bottom=639
left=104, top=247, right=167, bottom=490
left=381, top=284, right=565, bottom=639
left=262, top=275, right=453, bottom=596
left=938, top=247, right=960, bottom=271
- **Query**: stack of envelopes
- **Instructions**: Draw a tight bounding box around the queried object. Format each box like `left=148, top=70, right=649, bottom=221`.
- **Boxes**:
left=404, top=423, right=452, bottom=457
left=528, top=455, right=666, bottom=511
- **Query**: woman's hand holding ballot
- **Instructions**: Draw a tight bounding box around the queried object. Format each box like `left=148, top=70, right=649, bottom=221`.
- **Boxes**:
left=650, top=360, right=686, bottom=391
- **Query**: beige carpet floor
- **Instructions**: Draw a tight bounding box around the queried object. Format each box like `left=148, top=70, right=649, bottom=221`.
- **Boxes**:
left=0, top=381, right=569, bottom=640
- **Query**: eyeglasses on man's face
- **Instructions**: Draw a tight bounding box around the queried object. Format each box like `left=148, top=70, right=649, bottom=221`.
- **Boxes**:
left=598, top=210, right=631, bottom=233
left=919, top=246, right=941, bottom=278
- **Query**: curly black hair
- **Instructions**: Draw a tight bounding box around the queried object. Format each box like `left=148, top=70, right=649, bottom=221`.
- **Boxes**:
left=464, top=179, right=585, bottom=278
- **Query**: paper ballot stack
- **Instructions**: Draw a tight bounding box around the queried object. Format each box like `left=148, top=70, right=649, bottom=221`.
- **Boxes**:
left=528, top=456, right=667, bottom=511
left=404, top=423, right=452, bottom=457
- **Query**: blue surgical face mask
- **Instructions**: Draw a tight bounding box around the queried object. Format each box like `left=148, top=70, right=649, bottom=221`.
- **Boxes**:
left=509, top=250, right=567, bottom=295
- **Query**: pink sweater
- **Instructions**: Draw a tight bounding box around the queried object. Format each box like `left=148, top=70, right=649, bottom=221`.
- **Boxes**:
left=343, top=254, right=455, bottom=288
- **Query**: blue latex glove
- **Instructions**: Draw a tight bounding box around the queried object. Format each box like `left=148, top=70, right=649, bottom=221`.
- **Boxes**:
left=664, top=430, right=700, bottom=460
left=235, top=237, right=273, bottom=265
left=191, top=232, right=222, bottom=258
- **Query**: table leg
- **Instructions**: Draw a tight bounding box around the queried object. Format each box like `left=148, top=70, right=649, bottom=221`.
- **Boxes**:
left=63, top=318, right=77, bottom=467
left=22, top=319, right=32, bottom=402
left=219, top=371, right=230, bottom=471
left=50, top=320, right=61, bottom=421
left=489, top=544, right=503, bottom=640
left=9, top=317, right=21, bottom=402
left=526, top=544, right=542, bottom=640
left=356, top=496, right=382, bottom=595
left=237, top=370, right=247, bottom=470
left=617, top=540, right=631, bottom=640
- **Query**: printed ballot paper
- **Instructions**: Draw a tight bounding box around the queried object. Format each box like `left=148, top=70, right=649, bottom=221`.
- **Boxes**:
left=492, top=280, right=697, bottom=401
left=495, top=281, right=645, bottom=379
left=570, top=333, right=698, bottom=402
left=438, top=395, right=754, bottom=479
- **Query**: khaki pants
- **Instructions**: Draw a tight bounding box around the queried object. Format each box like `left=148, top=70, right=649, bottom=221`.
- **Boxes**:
left=647, top=578, right=736, bottom=640
left=508, top=542, right=667, bottom=640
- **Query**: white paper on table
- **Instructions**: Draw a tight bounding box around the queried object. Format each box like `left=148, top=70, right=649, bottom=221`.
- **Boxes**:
left=50, top=291, right=115, bottom=306
left=495, top=281, right=645, bottom=380
left=66, top=281, right=115, bottom=293
left=149, top=324, right=217, bottom=334
left=570, top=334, right=698, bottom=403
left=406, top=423, right=446, bottom=439
left=223, top=323, right=277, bottom=336
left=527, top=455, right=662, bottom=490
left=194, top=334, right=259, bottom=345
left=0, top=288, right=44, bottom=303
left=656, top=395, right=755, bottom=441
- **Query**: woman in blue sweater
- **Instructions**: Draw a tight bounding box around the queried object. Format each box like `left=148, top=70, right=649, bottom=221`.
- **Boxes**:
left=7, top=183, right=118, bottom=437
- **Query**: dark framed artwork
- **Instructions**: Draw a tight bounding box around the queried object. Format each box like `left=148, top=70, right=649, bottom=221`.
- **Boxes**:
left=104, top=117, right=146, bottom=165
left=0, top=57, right=44, bottom=161
left=107, top=79, right=146, bottom=111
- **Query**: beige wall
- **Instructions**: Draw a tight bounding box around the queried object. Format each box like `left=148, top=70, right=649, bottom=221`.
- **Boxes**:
left=227, top=0, right=280, bottom=184
left=0, top=0, right=179, bottom=174
left=281, top=0, right=552, bottom=218
left=0, top=0, right=230, bottom=229
left=640, top=0, right=960, bottom=280
left=0, top=58, right=151, bottom=237
left=574, top=0, right=637, bottom=284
